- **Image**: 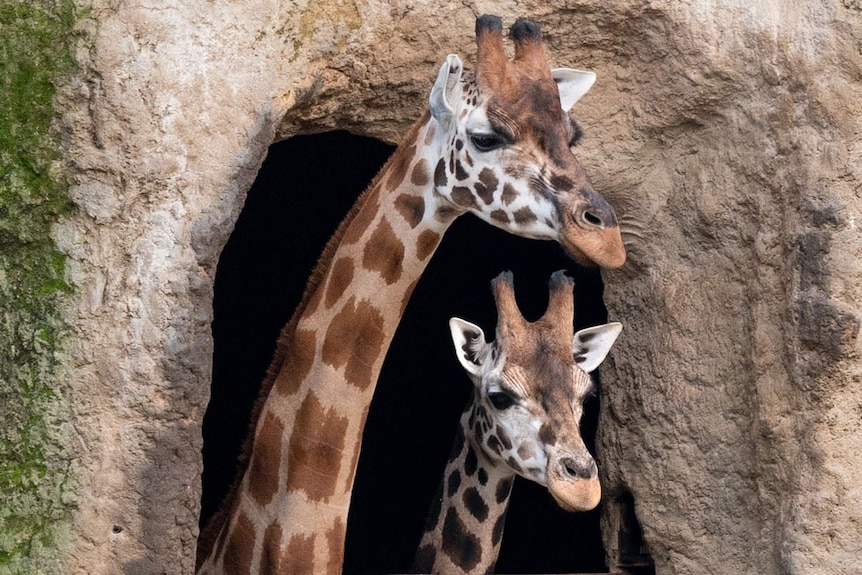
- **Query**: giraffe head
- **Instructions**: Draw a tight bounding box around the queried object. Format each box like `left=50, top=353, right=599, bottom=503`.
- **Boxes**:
left=449, top=271, right=621, bottom=511
left=428, top=15, right=625, bottom=268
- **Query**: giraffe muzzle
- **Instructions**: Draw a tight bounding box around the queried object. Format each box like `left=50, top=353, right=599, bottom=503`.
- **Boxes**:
left=546, top=452, right=601, bottom=511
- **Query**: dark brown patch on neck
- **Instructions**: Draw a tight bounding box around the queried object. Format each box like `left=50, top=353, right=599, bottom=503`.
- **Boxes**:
left=325, top=257, right=355, bottom=309
left=495, top=476, right=513, bottom=504
left=248, top=411, right=286, bottom=506
left=259, top=521, right=284, bottom=573
left=362, top=216, right=405, bottom=285
left=434, top=158, right=448, bottom=187
left=274, top=328, right=316, bottom=396
left=282, top=533, right=316, bottom=574
left=223, top=511, right=255, bottom=575
left=416, top=229, right=441, bottom=261
left=386, top=142, right=417, bottom=192
left=325, top=517, right=347, bottom=575
left=441, top=507, right=483, bottom=571
left=410, top=158, right=431, bottom=186
left=395, top=193, right=425, bottom=228
left=321, top=297, right=386, bottom=391
left=463, top=486, right=490, bottom=522
left=285, top=392, right=348, bottom=501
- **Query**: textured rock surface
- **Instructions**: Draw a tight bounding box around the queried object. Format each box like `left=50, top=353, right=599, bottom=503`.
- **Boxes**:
left=8, top=0, right=857, bottom=573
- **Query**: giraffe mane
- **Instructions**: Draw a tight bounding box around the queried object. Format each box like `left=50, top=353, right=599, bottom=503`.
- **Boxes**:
left=196, top=111, right=432, bottom=567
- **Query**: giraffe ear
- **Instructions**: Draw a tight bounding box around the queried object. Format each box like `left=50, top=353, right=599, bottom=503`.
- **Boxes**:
left=430, top=54, right=464, bottom=123
left=449, top=317, right=489, bottom=376
left=551, top=68, right=597, bottom=112
left=573, top=322, right=622, bottom=373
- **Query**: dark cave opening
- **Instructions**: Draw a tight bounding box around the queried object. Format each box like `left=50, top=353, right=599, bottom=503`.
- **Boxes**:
left=615, top=492, right=656, bottom=575
left=201, top=130, right=613, bottom=574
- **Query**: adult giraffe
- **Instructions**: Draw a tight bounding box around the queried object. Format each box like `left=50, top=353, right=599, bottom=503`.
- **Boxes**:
left=196, top=15, right=625, bottom=575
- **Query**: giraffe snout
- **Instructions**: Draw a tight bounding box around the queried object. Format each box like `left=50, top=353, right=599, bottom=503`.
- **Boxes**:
left=546, top=450, right=601, bottom=512
left=558, top=188, right=626, bottom=268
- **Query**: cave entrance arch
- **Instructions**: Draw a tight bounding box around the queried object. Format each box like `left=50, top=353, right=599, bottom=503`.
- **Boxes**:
left=202, top=130, right=615, bottom=573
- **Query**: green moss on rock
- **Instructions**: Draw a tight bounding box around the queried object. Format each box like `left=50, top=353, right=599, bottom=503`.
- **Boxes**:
left=0, top=0, right=79, bottom=570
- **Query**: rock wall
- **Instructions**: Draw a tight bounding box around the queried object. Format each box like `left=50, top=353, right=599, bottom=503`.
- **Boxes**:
left=5, top=0, right=857, bottom=573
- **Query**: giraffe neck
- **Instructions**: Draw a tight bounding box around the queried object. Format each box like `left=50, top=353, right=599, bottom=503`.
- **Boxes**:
left=197, top=112, right=458, bottom=575
left=413, top=408, right=515, bottom=575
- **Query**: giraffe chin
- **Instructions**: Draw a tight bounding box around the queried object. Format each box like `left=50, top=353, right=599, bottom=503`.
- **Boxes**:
left=547, top=475, right=602, bottom=512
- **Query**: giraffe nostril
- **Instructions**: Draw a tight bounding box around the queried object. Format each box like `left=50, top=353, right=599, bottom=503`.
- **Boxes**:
left=582, top=210, right=604, bottom=228
left=561, top=456, right=596, bottom=479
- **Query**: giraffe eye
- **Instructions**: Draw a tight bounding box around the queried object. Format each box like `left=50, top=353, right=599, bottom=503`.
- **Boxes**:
left=488, top=391, right=516, bottom=410
left=469, top=133, right=506, bottom=152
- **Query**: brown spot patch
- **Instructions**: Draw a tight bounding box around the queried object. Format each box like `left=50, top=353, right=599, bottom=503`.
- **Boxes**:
left=501, top=183, right=516, bottom=206
left=435, top=203, right=460, bottom=223
left=395, top=193, right=425, bottom=228
left=434, top=158, right=448, bottom=187
left=462, top=487, right=489, bottom=522
left=496, top=425, right=513, bottom=450
left=416, top=229, right=441, bottom=261
left=275, top=328, right=316, bottom=396
left=455, top=159, right=469, bottom=180
left=321, top=296, right=386, bottom=390
left=507, top=456, right=524, bottom=474
left=490, top=209, right=510, bottom=224
left=496, top=477, right=513, bottom=504
left=451, top=186, right=478, bottom=210
left=441, top=507, right=482, bottom=571
left=491, top=513, right=506, bottom=545
left=386, top=143, right=416, bottom=191
left=223, top=512, right=255, bottom=575
left=248, top=411, right=285, bottom=506
left=285, top=392, right=348, bottom=501
left=539, top=423, right=557, bottom=445
left=513, top=206, right=538, bottom=225
left=259, top=522, right=283, bottom=573
left=475, top=168, right=498, bottom=204
left=281, top=533, right=316, bottom=574
left=325, top=257, right=354, bottom=309
left=343, top=186, right=380, bottom=245
left=517, top=442, right=535, bottom=460
left=325, top=517, right=347, bottom=575
left=363, top=217, right=405, bottom=285
left=410, top=158, right=430, bottom=186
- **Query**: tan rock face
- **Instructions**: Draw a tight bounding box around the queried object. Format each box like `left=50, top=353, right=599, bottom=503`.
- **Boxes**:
left=55, top=0, right=860, bottom=573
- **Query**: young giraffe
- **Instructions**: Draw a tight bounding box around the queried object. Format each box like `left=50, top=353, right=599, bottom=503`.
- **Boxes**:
left=413, top=271, right=622, bottom=574
left=196, top=15, right=626, bottom=575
